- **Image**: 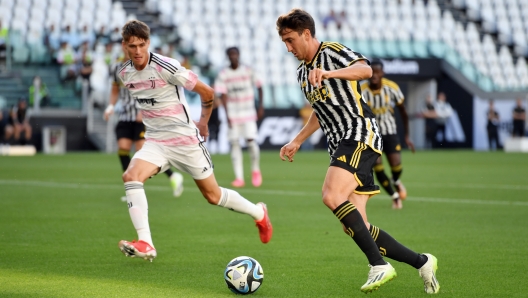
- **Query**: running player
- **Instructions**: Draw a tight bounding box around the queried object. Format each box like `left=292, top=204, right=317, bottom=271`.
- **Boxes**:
left=214, top=47, right=264, bottom=187
left=361, top=59, right=415, bottom=209
left=115, top=20, right=272, bottom=262
left=276, top=9, right=439, bottom=294
left=104, top=51, right=184, bottom=199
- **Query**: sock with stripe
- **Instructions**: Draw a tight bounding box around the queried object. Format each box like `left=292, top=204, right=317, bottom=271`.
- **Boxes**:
left=369, top=225, right=427, bottom=269
left=374, top=164, right=398, bottom=197
left=247, top=140, right=260, bottom=172
left=230, top=142, right=244, bottom=180
left=391, top=164, right=403, bottom=184
left=217, top=187, right=264, bottom=220
left=333, top=201, right=386, bottom=266
left=124, top=181, right=153, bottom=247
left=118, top=149, right=131, bottom=172
left=164, top=168, right=174, bottom=177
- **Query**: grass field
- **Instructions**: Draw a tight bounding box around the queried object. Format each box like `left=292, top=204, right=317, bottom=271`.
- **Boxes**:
left=1, top=150, right=527, bottom=297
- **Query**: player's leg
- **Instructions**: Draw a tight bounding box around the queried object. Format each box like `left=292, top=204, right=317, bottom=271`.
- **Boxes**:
left=119, top=142, right=168, bottom=261
left=326, top=140, right=395, bottom=293
left=4, top=124, right=13, bottom=143
left=22, top=123, right=31, bottom=144
left=373, top=156, right=400, bottom=208
left=170, top=142, right=272, bottom=243
left=13, top=123, right=21, bottom=142
left=229, top=124, right=244, bottom=187
left=244, top=121, right=261, bottom=187
left=115, top=122, right=134, bottom=172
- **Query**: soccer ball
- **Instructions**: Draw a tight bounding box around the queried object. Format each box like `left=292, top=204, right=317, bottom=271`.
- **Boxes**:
left=224, top=256, right=264, bottom=295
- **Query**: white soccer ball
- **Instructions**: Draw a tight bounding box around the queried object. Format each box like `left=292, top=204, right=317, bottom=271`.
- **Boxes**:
left=224, top=256, right=264, bottom=295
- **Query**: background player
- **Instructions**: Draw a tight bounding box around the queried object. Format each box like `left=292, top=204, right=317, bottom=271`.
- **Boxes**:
left=276, top=9, right=438, bottom=294
left=116, top=20, right=272, bottom=261
left=104, top=51, right=184, bottom=199
left=361, top=59, right=415, bottom=209
left=214, top=47, right=264, bottom=188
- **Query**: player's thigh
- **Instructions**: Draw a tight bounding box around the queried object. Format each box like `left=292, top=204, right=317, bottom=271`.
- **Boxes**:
left=241, top=121, right=258, bottom=141
left=165, top=142, right=214, bottom=180
left=228, top=124, right=242, bottom=142
left=322, top=166, right=358, bottom=209
left=117, top=138, right=133, bottom=151
left=128, top=141, right=170, bottom=182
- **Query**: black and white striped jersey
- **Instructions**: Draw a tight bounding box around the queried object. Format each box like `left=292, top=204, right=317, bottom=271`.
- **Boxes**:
left=112, top=60, right=137, bottom=122
left=296, top=41, right=382, bottom=155
left=361, top=78, right=404, bottom=136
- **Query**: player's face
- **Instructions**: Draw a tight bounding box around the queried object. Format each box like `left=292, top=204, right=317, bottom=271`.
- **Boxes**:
left=123, top=36, right=150, bottom=67
left=369, top=65, right=383, bottom=85
left=227, top=49, right=239, bottom=65
left=281, top=28, right=309, bottom=61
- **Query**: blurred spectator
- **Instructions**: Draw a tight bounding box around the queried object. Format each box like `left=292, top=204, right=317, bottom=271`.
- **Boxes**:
left=0, top=20, right=9, bottom=57
left=109, top=27, right=122, bottom=44
left=5, top=98, right=32, bottom=145
left=77, top=41, right=94, bottom=90
left=433, top=92, right=453, bottom=147
left=486, top=100, right=502, bottom=150
left=29, top=76, right=51, bottom=107
left=95, top=25, right=110, bottom=45
left=78, top=25, right=96, bottom=49
left=512, top=98, right=526, bottom=137
left=299, top=102, right=315, bottom=151
left=421, top=95, right=438, bottom=149
left=61, top=25, right=81, bottom=50
left=56, top=41, right=77, bottom=82
left=322, top=9, right=338, bottom=28
left=43, top=24, right=61, bottom=62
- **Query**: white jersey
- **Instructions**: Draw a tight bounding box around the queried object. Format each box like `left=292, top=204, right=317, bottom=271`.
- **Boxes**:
left=214, top=65, right=261, bottom=124
left=116, top=52, right=199, bottom=146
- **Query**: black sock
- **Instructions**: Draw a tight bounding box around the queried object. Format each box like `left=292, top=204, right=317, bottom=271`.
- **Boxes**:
left=391, top=164, right=403, bottom=183
left=374, top=164, right=397, bottom=196
left=165, top=169, right=173, bottom=177
left=118, top=149, right=131, bottom=172
left=333, top=201, right=386, bottom=266
left=369, top=225, right=427, bottom=269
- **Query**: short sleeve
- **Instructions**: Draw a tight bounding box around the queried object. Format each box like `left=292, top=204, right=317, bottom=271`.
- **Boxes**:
left=214, top=71, right=227, bottom=95
left=250, top=67, right=262, bottom=88
left=154, top=55, right=198, bottom=90
left=390, top=85, right=405, bottom=106
left=326, top=43, right=370, bottom=69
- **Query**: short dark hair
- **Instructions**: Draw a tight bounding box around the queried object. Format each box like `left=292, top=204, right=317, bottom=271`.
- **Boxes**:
left=226, top=46, right=239, bottom=55
left=276, top=8, right=316, bottom=37
left=371, top=59, right=384, bottom=69
left=121, top=20, right=150, bottom=43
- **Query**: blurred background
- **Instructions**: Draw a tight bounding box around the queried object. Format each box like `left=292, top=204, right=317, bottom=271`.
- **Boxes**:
left=0, top=0, right=527, bottom=154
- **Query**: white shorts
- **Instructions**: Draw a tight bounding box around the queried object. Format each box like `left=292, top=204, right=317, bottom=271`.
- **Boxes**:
left=228, top=121, right=258, bottom=142
left=132, top=141, right=214, bottom=180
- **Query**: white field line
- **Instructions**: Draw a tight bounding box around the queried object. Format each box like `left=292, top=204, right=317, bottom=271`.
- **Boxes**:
left=1, top=179, right=527, bottom=206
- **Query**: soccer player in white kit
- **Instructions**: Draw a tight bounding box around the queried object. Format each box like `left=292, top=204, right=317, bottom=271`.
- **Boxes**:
left=214, top=47, right=264, bottom=188
left=116, top=20, right=273, bottom=261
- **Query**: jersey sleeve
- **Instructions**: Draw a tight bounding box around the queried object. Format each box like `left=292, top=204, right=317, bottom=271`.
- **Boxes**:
left=389, top=84, right=405, bottom=106
left=327, top=43, right=370, bottom=69
left=156, top=56, right=198, bottom=90
left=214, top=71, right=227, bottom=95
left=250, top=67, right=262, bottom=88
left=112, top=63, right=120, bottom=86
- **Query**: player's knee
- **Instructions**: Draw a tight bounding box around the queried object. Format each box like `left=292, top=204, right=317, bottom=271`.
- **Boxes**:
left=122, top=170, right=136, bottom=183
left=321, top=190, right=339, bottom=210
left=202, top=190, right=220, bottom=205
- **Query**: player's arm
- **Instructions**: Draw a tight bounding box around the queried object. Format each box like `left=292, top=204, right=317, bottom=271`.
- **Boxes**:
left=104, top=84, right=119, bottom=121
left=396, top=103, right=415, bottom=153
left=219, top=93, right=231, bottom=127
left=308, top=60, right=372, bottom=88
left=280, top=110, right=319, bottom=162
left=256, top=86, right=264, bottom=120
left=192, top=80, right=215, bottom=140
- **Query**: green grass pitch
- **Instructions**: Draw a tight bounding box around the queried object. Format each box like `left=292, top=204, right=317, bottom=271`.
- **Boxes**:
left=0, top=150, right=527, bottom=297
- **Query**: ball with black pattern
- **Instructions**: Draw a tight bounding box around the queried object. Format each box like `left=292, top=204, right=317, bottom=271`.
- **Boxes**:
left=224, top=256, right=264, bottom=295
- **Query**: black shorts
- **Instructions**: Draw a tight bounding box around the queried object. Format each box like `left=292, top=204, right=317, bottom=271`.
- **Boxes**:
left=115, top=121, right=145, bottom=141
left=513, top=120, right=525, bottom=136
left=381, top=134, right=401, bottom=154
left=330, top=139, right=381, bottom=196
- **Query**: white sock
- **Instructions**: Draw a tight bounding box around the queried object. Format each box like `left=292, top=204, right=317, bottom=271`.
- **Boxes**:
left=230, top=141, right=244, bottom=180
left=247, top=140, right=260, bottom=172
left=217, top=187, right=264, bottom=221
left=124, top=181, right=153, bottom=247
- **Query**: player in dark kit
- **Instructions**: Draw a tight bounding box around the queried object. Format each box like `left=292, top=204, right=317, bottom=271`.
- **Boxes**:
left=361, top=60, right=415, bottom=209
left=104, top=52, right=184, bottom=200
left=276, top=8, right=439, bottom=294
left=512, top=98, right=526, bottom=137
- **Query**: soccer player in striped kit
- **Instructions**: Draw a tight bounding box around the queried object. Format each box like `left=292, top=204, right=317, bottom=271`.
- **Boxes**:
left=276, top=9, right=439, bottom=294
left=214, top=47, right=264, bottom=188
left=361, top=59, right=415, bottom=209
left=115, top=20, right=272, bottom=262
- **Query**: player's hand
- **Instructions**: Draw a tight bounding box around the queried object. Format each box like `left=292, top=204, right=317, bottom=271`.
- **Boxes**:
left=103, top=104, right=114, bottom=121
left=280, top=141, right=301, bottom=162
left=405, top=136, right=415, bottom=153
left=308, top=68, right=330, bottom=88
left=195, top=121, right=209, bottom=141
